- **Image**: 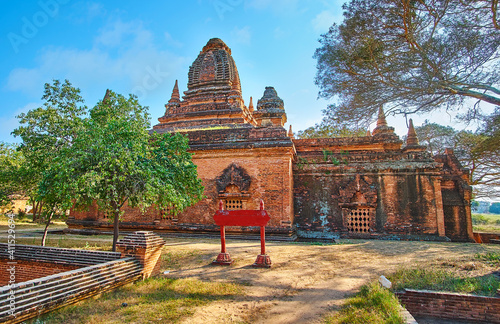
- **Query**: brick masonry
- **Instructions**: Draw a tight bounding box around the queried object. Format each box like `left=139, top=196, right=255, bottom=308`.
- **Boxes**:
left=66, top=38, right=473, bottom=242
left=0, top=231, right=164, bottom=324
left=396, top=289, right=500, bottom=323
left=0, top=259, right=79, bottom=286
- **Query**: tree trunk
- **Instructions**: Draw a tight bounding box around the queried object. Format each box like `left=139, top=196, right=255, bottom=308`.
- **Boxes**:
left=112, top=208, right=120, bottom=252
left=41, top=210, right=54, bottom=246
left=32, top=201, right=39, bottom=222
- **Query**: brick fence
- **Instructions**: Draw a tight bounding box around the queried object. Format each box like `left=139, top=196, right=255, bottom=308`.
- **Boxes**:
left=396, top=289, right=500, bottom=323
left=0, top=231, right=165, bottom=324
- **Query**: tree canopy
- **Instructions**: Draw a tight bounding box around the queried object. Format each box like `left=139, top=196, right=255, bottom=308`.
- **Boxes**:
left=68, top=90, right=204, bottom=250
left=413, top=121, right=500, bottom=199
left=315, top=0, right=500, bottom=127
left=0, top=143, right=24, bottom=208
left=13, top=80, right=204, bottom=249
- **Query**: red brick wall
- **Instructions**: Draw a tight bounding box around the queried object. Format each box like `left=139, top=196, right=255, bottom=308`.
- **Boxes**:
left=0, top=259, right=80, bottom=286
left=396, top=289, right=500, bottom=323
left=69, top=146, right=295, bottom=235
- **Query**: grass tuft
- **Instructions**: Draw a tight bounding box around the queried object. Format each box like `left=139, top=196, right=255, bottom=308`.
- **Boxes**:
left=324, top=282, right=404, bottom=324
left=388, top=265, right=500, bottom=296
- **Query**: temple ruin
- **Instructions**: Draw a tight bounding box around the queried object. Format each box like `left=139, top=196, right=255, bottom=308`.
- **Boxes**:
left=67, top=38, right=473, bottom=242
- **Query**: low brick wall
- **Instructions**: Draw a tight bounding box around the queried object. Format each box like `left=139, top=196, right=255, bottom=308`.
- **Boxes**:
left=0, top=259, right=80, bottom=286
left=396, top=289, right=500, bottom=323
left=0, top=231, right=165, bottom=324
left=473, top=232, right=500, bottom=244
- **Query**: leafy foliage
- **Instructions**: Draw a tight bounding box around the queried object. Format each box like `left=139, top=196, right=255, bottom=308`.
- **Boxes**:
left=490, top=202, right=500, bottom=214
left=297, top=122, right=365, bottom=139
left=413, top=121, right=500, bottom=199
left=0, top=143, right=24, bottom=207
left=315, top=0, right=500, bottom=127
left=66, top=90, right=204, bottom=250
left=13, top=81, right=204, bottom=248
left=13, top=80, right=87, bottom=244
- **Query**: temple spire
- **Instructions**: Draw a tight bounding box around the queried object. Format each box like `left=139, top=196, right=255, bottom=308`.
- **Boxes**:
left=366, top=129, right=371, bottom=137
left=372, top=105, right=395, bottom=136
left=406, top=119, right=419, bottom=146
left=103, top=89, right=111, bottom=102
left=248, top=96, right=254, bottom=112
left=376, top=105, right=388, bottom=127
left=288, top=125, right=294, bottom=138
left=168, top=80, right=180, bottom=103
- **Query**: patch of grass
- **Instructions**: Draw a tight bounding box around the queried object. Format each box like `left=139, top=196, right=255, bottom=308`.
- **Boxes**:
left=324, top=282, right=404, bottom=324
left=10, top=235, right=113, bottom=250
left=161, top=249, right=205, bottom=270
left=28, top=277, right=243, bottom=324
left=388, top=266, right=500, bottom=297
left=475, top=252, right=500, bottom=265
left=472, top=213, right=500, bottom=233
left=472, top=214, right=489, bottom=225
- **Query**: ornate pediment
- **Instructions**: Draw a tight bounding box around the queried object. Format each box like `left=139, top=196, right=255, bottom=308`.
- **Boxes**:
left=338, top=174, right=377, bottom=207
left=216, top=163, right=251, bottom=193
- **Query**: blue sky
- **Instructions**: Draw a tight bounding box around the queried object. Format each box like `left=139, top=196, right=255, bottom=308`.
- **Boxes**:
left=0, top=0, right=463, bottom=144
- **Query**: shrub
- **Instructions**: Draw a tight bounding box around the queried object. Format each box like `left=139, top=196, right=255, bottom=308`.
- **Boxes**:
left=471, top=214, right=489, bottom=225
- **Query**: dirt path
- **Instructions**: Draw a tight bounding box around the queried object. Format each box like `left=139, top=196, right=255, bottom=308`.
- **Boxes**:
left=159, top=238, right=500, bottom=324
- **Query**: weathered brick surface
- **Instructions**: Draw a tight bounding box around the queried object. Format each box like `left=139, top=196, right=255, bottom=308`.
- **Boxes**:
left=0, top=259, right=80, bottom=286
left=396, top=289, right=500, bottom=323
left=116, top=231, right=165, bottom=279
left=67, top=38, right=473, bottom=242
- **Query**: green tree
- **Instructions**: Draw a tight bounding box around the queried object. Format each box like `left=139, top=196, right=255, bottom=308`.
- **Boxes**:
left=315, top=0, right=500, bottom=127
left=413, top=121, right=456, bottom=155
left=13, top=79, right=87, bottom=245
left=68, top=90, right=204, bottom=251
left=413, top=122, right=500, bottom=199
left=0, top=143, right=24, bottom=209
left=297, top=123, right=365, bottom=139
left=490, top=202, right=500, bottom=214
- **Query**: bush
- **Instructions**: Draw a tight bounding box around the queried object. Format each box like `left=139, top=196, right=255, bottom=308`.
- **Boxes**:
left=472, top=214, right=489, bottom=225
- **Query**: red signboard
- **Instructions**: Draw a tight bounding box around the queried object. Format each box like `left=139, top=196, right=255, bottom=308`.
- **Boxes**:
left=212, top=200, right=272, bottom=268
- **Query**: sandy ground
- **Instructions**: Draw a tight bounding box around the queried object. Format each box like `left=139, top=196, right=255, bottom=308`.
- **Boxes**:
left=157, top=238, right=500, bottom=324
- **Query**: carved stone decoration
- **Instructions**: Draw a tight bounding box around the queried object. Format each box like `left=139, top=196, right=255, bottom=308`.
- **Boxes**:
left=338, top=174, right=377, bottom=207
left=216, top=163, right=251, bottom=193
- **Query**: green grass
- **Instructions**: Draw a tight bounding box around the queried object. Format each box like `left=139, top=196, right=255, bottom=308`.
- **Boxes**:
left=324, top=282, right=404, bottom=324
left=388, top=253, right=500, bottom=297
left=161, top=250, right=205, bottom=269
left=472, top=213, right=500, bottom=233
left=28, top=277, right=244, bottom=324
left=0, top=213, right=67, bottom=229
left=475, top=252, right=500, bottom=265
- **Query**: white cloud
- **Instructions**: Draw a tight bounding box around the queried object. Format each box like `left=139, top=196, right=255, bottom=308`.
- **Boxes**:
left=312, top=10, right=336, bottom=33
left=231, top=26, right=251, bottom=45
left=6, top=20, right=188, bottom=101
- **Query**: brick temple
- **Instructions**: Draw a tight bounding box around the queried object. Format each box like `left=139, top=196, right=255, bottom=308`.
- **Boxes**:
left=67, top=38, right=473, bottom=242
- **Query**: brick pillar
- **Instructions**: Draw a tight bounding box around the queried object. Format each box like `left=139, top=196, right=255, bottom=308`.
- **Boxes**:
left=116, top=231, right=165, bottom=279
